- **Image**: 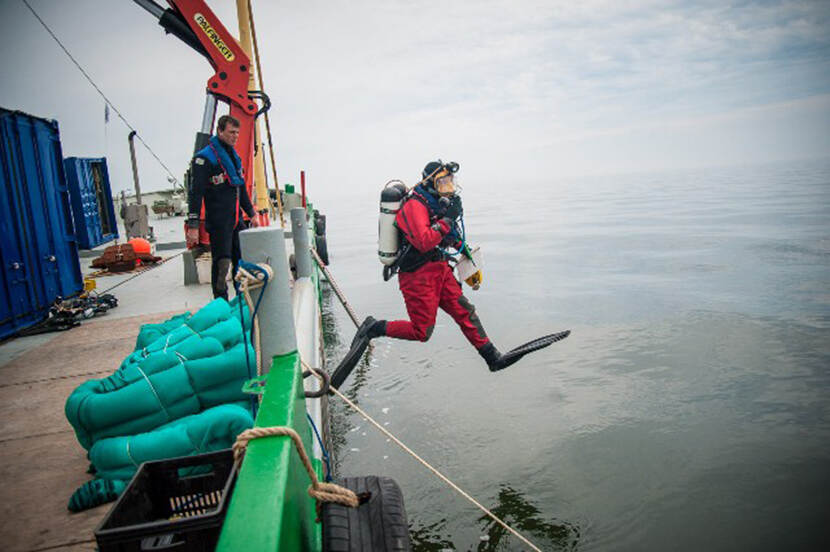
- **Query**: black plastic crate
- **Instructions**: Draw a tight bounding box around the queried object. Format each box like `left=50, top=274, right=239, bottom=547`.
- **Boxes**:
left=95, top=449, right=237, bottom=552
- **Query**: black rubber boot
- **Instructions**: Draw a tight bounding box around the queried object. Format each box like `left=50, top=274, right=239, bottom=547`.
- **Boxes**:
left=351, top=316, right=386, bottom=349
left=478, top=342, right=523, bottom=372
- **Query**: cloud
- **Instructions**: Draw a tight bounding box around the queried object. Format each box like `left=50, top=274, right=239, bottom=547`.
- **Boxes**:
left=1, top=0, right=828, bottom=195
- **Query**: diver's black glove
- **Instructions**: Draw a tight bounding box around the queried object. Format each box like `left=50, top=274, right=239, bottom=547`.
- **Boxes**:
left=440, top=232, right=458, bottom=248
left=442, top=195, right=463, bottom=221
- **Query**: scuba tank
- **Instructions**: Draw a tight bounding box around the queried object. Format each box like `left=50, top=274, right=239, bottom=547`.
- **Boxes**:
left=378, top=180, right=407, bottom=265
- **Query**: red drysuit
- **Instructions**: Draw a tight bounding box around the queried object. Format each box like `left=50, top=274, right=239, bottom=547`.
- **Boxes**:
left=384, top=195, right=491, bottom=350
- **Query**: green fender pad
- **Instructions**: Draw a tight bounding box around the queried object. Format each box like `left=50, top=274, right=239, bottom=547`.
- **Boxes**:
left=89, top=403, right=254, bottom=482
left=134, top=312, right=191, bottom=351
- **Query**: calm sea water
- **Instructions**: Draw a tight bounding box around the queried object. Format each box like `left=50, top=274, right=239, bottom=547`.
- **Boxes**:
left=318, top=159, right=830, bottom=551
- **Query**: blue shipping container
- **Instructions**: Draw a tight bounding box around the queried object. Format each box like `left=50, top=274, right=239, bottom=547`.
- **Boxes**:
left=0, top=108, right=83, bottom=340
left=64, top=157, right=118, bottom=249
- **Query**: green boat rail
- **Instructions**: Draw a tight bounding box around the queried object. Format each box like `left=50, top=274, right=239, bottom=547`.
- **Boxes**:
left=217, top=350, right=323, bottom=552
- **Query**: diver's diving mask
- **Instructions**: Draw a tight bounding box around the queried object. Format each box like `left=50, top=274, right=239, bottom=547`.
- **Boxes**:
left=434, top=171, right=457, bottom=197
left=422, top=160, right=461, bottom=196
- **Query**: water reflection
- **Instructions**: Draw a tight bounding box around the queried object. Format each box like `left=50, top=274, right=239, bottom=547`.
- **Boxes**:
left=350, top=347, right=373, bottom=392
left=320, top=286, right=375, bottom=402
left=320, top=287, right=340, bottom=353
left=409, top=486, right=580, bottom=551
left=409, top=518, right=455, bottom=551
left=476, top=486, right=580, bottom=551
left=321, top=286, right=376, bottom=471
left=321, top=286, right=348, bottom=468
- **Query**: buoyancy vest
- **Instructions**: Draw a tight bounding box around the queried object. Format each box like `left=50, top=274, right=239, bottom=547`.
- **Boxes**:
left=195, top=136, right=246, bottom=226
left=195, top=136, right=245, bottom=187
left=411, top=185, right=461, bottom=243
left=395, top=188, right=449, bottom=273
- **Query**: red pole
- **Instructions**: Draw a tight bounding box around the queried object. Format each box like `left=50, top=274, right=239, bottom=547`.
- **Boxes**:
left=300, top=170, right=307, bottom=207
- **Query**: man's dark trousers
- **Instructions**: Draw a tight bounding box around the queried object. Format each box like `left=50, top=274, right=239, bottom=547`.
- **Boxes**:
left=209, top=222, right=244, bottom=300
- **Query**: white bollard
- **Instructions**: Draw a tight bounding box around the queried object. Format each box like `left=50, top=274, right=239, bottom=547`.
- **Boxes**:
left=290, top=207, right=312, bottom=278
left=239, top=226, right=297, bottom=371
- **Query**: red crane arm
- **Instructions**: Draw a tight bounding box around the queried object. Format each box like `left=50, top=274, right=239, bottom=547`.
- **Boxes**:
left=167, top=0, right=257, bottom=207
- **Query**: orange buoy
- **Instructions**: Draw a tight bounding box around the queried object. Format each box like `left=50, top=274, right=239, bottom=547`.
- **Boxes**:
left=128, top=238, right=152, bottom=255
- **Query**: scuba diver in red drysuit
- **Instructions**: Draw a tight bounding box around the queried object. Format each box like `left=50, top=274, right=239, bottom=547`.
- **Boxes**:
left=353, top=161, right=516, bottom=371
left=330, top=160, right=570, bottom=388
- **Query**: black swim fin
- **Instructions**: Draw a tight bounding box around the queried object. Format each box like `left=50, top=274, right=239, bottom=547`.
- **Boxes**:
left=481, top=330, right=571, bottom=372
left=332, top=317, right=386, bottom=389
left=331, top=335, right=370, bottom=389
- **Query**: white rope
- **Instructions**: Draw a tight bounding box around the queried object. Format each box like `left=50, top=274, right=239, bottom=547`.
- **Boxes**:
left=125, top=438, right=139, bottom=468
left=135, top=365, right=171, bottom=422
left=310, top=248, right=361, bottom=328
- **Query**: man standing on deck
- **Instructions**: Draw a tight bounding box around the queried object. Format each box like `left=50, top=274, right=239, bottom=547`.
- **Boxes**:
left=185, top=115, right=259, bottom=300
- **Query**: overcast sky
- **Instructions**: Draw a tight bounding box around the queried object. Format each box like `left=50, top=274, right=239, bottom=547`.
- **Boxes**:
left=2, top=0, right=829, bottom=196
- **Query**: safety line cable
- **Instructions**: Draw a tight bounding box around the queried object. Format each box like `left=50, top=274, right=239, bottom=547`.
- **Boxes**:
left=98, top=250, right=186, bottom=295
left=307, top=412, right=333, bottom=482
left=0, top=369, right=111, bottom=389
left=29, top=538, right=97, bottom=552
left=310, top=248, right=361, bottom=327
left=233, top=287, right=258, bottom=418
left=234, top=262, right=273, bottom=377
left=20, top=0, right=180, bottom=186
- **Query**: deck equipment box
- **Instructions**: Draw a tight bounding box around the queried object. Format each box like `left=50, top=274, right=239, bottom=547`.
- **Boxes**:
left=64, top=157, right=118, bottom=249
left=0, top=108, right=83, bottom=340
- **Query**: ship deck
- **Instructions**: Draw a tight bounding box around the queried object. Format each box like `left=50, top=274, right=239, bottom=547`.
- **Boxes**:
left=0, top=216, right=213, bottom=551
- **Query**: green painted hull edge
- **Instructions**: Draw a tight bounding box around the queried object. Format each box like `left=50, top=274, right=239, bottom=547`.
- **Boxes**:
left=216, top=351, right=322, bottom=552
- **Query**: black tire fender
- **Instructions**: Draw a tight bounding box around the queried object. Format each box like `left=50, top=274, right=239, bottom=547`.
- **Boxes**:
left=322, top=476, right=411, bottom=551
left=315, top=213, right=327, bottom=236
left=315, top=235, right=330, bottom=266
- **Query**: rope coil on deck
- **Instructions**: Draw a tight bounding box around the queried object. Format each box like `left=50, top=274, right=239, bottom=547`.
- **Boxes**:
left=232, top=426, right=360, bottom=509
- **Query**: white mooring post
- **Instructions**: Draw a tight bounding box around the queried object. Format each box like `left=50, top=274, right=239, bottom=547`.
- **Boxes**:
left=290, top=207, right=312, bottom=278
left=239, top=226, right=297, bottom=371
